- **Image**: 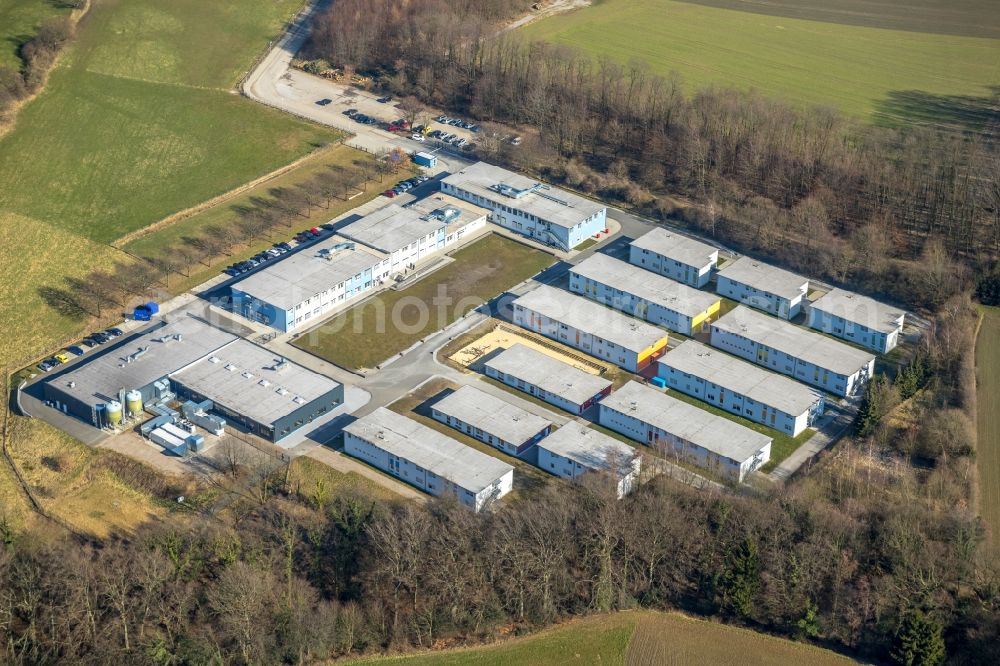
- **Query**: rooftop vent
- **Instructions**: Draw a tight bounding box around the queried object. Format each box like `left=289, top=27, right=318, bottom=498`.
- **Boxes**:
left=241, top=371, right=254, bottom=380
left=259, top=379, right=270, bottom=388
left=208, top=356, right=220, bottom=364
left=276, top=387, right=289, bottom=396
left=224, top=364, right=238, bottom=372
left=293, top=396, right=306, bottom=405
left=125, top=346, right=150, bottom=364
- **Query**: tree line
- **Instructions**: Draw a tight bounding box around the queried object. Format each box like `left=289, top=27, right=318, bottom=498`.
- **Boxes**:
left=2, top=294, right=996, bottom=665
left=0, top=3, right=84, bottom=121
left=305, top=0, right=999, bottom=312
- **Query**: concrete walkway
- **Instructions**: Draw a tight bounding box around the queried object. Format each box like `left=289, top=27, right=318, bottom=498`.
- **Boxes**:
left=766, top=398, right=859, bottom=482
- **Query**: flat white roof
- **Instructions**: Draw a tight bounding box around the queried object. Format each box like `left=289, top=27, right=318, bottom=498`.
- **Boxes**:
left=338, top=203, right=445, bottom=254
left=344, top=407, right=514, bottom=493
left=601, top=381, right=772, bottom=463
left=442, top=162, right=604, bottom=230
left=405, top=192, right=491, bottom=236
left=571, top=253, right=720, bottom=318
left=433, top=385, right=551, bottom=444
left=539, top=421, right=638, bottom=474
left=170, top=339, right=341, bottom=427
left=514, top=285, right=669, bottom=354
left=810, top=288, right=906, bottom=334
left=630, top=227, right=718, bottom=269
left=713, top=306, right=875, bottom=376
left=231, top=236, right=384, bottom=310
left=52, top=317, right=238, bottom=406
left=484, top=344, right=611, bottom=406
left=717, top=256, right=808, bottom=301
left=659, top=340, right=822, bottom=416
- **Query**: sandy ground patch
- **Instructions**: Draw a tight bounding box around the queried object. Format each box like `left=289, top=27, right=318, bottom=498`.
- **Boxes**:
left=448, top=323, right=611, bottom=374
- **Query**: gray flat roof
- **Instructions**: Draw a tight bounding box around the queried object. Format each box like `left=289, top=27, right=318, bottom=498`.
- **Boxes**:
left=717, top=256, right=808, bottom=300
left=51, top=317, right=238, bottom=406
left=630, top=227, right=718, bottom=269
left=338, top=203, right=445, bottom=253
left=484, top=344, right=611, bottom=405
left=433, top=385, right=552, bottom=444
left=659, top=340, right=822, bottom=416
left=571, top=253, right=720, bottom=318
left=231, top=235, right=385, bottom=310
left=713, top=306, right=875, bottom=376
left=344, top=407, right=514, bottom=493
left=170, top=339, right=341, bottom=427
left=810, top=288, right=906, bottom=334
left=539, top=421, right=638, bottom=474
left=442, top=162, right=604, bottom=230
left=513, top=285, right=669, bottom=353
left=405, top=192, right=490, bottom=235
left=601, top=381, right=772, bottom=463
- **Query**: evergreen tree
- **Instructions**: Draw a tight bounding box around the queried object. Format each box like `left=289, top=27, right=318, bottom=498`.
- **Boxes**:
left=890, top=610, right=946, bottom=666
left=975, top=272, right=1000, bottom=306
left=722, top=538, right=760, bottom=618
left=857, top=374, right=888, bottom=436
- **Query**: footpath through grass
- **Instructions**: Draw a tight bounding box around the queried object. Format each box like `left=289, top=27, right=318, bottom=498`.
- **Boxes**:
left=520, top=0, right=1000, bottom=122
left=294, top=235, right=555, bottom=370
left=975, top=305, right=1000, bottom=552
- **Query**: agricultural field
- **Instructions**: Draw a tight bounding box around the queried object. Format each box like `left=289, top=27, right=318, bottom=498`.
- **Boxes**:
left=294, top=235, right=555, bottom=371
left=0, top=0, right=71, bottom=70
left=975, top=305, right=1000, bottom=552
left=519, top=0, right=1000, bottom=123
left=348, top=610, right=857, bottom=665
left=0, top=0, right=339, bottom=372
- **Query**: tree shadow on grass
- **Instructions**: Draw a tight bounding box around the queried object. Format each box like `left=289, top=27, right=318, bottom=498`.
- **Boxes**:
left=873, top=87, right=1000, bottom=136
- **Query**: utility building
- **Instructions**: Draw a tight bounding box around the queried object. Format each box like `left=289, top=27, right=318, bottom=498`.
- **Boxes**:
left=441, top=161, right=606, bottom=250
left=512, top=285, right=670, bottom=373
left=230, top=236, right=386, bottom=332
left=537, top=421, right=641, bottom=498
left=599, top=381, right=772, bottom=483
left=716, top=257, right=809, bottom=320
left=337, top=204, right=446, bottom=275
left=431, top=385, right=553, bottom=456
left=711, top=306, right=875, bottom=397
left=343, top=407, right=514, bottom=512
left=170, top=339, right=343, bottom=443
left=483, top=344, right=612, bottom=415
left=629, top=227, right=718, bottom=288
left=657, top=340, right=824, bottom=437
left=807, top=288, right=906, bottom=353
left=569, top=253, right=721, bottom=336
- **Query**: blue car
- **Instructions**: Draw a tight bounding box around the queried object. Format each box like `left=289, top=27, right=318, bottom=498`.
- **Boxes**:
left=66, top=345, right=86, bottom=356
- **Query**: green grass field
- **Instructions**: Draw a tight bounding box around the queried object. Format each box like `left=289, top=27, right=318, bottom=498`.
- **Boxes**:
left=0, top=0, right=340, bottom=372
left=0, top=0, right=70, bottom=70
left=520, top=0, right=1000, bottom=123
left=347, top=610, right=857, bottom=665
left=975, top=306, right=1000, bottom=553
left=293, top=235, right=555, bottom=370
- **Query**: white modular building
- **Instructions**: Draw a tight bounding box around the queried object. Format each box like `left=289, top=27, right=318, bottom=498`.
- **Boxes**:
left=230, top=236, right=387, bottom=333
left=807, top=288, right=906, bottom=353
left=599, top=381, right=772, bottom=483
left=482, top=343, right=612, bottom=415
left=716, top=257, right=809, bottom=320
left=710, top=306, right=875, bottom=397
left=629, top=227, right=718, bottom=288
left=406, top=193, right=490, bottom=248
left=569, top=253, right=722, bottom=336
left=441, top=161, right=606, bottom=250
left=537, top=421, right=641, bottom=498
left=657, top=340, right=825, bottom=437
left=431, top=385, right=553, bottom=456
left=512, top=285, right=670, bottom=373
left=343, top=407, right=514, bottom=512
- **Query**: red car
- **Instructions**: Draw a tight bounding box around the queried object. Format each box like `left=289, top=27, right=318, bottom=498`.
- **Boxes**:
left=383, top=189, right=397, bottom=198
left=387, top=124, right=399, bottom=132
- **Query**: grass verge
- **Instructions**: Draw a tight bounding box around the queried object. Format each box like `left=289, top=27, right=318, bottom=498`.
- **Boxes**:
left=293, top=234, right=555, bottom=370
left=975, top=305, right=1000, bottom=552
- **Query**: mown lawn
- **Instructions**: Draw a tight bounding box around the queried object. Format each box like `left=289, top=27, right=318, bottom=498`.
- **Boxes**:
left=293, top=235, right=555, bottom=370
left=520, top=0, right=1000, bottom=122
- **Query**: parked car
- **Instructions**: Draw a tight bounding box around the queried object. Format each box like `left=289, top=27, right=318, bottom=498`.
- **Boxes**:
left=275, top=242, right=292, bottom=251
left=315, top=98, right=332, bottom=106
left=37, top=359, right=58, bottom=372
left=54, top=352, right=71, bottom=364
left=416, top=175, right=431, bottom=183
left=437, top=115, right=448, bottom=122
left=106, top=328, right=124, bottom=338
left=470, top=125, right=482, bottom=133
left=66, top=345, right=86, bottom=356
left=383, top=189, right=397, bottom=198
left=223, top=267, right=239, bottom=277
left=80, top=337, right=98, bottom=349
left=344, top=108, right=358, bottom=116
left=377, top=95, right=392, bottom=103
left=265, top=248, right=281, bottom=258
left=411, top=133, right=425, bottom=142
left=91, top=332, right=111, bottom=344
